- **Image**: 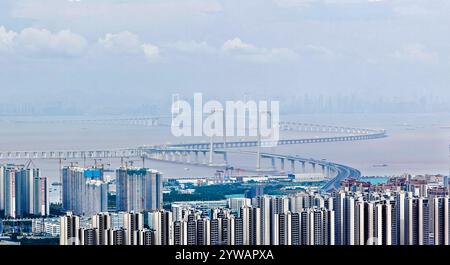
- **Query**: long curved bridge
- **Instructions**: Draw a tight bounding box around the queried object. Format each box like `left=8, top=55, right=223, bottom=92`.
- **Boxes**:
left=142, top=121, right=385, bottom=191
left=144, top=148, right=361, bottom=192
left=0, top=119, right=386, bottom=191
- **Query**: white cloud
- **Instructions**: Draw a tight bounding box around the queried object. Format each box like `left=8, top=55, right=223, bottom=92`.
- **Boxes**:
left=15, top=28, right=87, bottom=57
left=98, top=31, right=142, bottom=54
left=142, top=43, right=160, bottom=61
left=393, top=44, right=438, bottom=64
left=98, top=31, right=160, bottom=61
left=165, top=40, right=216, bottom=54
left=0, top=26, right=17, bottom=52
left=222, top=38, right=255, bottom=52
left=0, top=26, right=87, bottom=57
left=222, top=37, right=297, bottom=63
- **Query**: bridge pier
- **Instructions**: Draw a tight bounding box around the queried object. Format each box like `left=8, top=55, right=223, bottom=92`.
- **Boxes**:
left=280, top=158, right=285, bottom=171
left=311, top=162, right=316, bottom=173
left=176, top=152, right=183, bottom=162
left=290, top=160, right=295, bottom=172
left=194, top=151, right=199, bottom=164
left=209, top=136, right=214, bottom=166
left=256, top=153, right=261, bottom=171
left=223, top=152, right=228, bottom=166
left=271, top=157, right=276, bottom=170
left=202, top=151, right=207, bottom=165
left=184, top=152, right=191, bottom=163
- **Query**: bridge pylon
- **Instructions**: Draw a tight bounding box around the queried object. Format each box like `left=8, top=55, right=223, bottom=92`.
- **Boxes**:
left=209, top=135, right=214, bottom=166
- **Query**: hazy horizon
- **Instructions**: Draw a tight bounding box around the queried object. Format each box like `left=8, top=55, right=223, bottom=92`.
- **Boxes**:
left=1, top=0, right=450, bottom=115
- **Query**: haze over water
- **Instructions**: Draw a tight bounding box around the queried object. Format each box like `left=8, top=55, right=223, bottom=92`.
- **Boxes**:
left=1, top=112, right=449, bottom=202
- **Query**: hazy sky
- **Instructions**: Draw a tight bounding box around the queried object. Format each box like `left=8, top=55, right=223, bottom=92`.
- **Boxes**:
left=0, top=0, right=449, bottom=114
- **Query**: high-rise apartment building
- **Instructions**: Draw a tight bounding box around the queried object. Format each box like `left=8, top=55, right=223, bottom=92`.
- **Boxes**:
left=116, top=167, right=163, bottom=212
left=0, top=165, right=48, bottom=218
left=60, top=211, right=80, bottom=245
left=123, top=211, right=144, bottom=245
left=62, top=166, right=107, bottom=216
left=148, top=210, right=173, bottom=245
left=92, top=212, right=112, bottom=245
left=59, top=192, right=450, bottom=246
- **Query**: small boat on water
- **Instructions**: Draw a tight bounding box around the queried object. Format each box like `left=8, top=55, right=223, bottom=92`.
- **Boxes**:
left=373, top=164, right=388, bottom=168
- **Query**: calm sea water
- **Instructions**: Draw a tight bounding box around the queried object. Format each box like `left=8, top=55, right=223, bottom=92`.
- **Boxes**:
left=1, top=113, right=450, bottom=202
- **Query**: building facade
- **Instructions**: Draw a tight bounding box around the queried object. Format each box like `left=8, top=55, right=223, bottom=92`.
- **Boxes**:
left=62, top=166, right=107, bottom=216
left=116, top=167, right=163, bottom=212
left=0, top=164, right=48, bottom=218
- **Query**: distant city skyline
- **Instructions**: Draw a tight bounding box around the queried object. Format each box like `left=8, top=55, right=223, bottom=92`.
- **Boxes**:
left=0, top=93, right=449, bottom=116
